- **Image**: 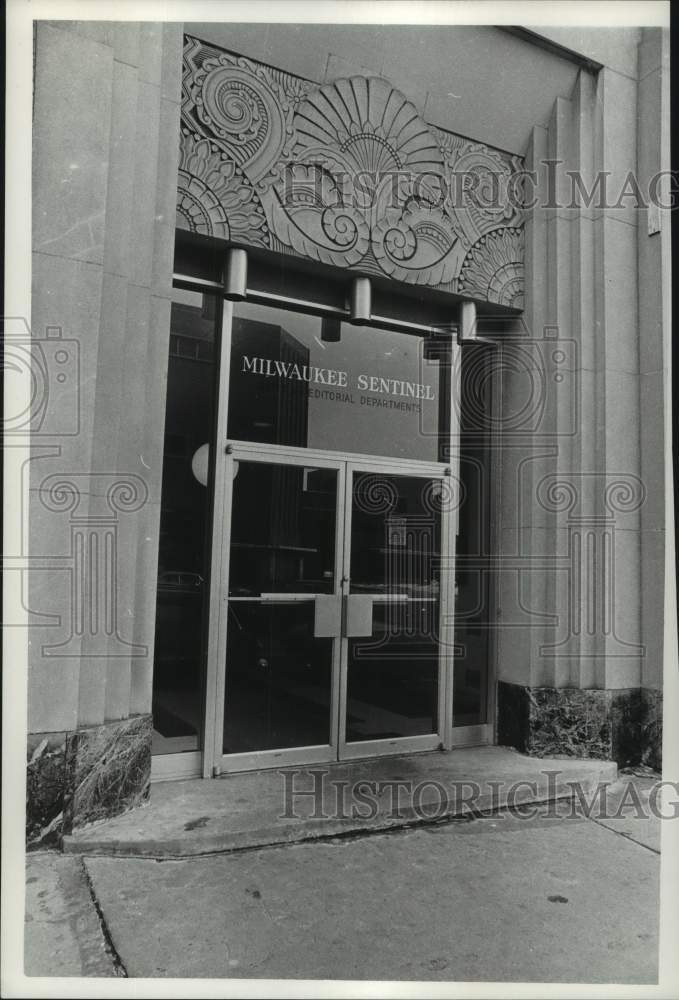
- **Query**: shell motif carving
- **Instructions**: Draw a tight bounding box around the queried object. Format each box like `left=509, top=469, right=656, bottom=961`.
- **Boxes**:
left=176, top=130, right=269, bottom=245
left=272, top=79, right=461, bottom=282
left=292, top=76, right=445, bottom=177
left=458, top=228, right=524, bottom=308
left=177, top=35, right=524, bottom=305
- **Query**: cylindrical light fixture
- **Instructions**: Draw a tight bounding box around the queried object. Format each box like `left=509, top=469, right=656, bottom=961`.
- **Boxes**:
left=321, top=316, right=342, bottom=342
left=458, top=300, right=477, bottom=342
left=349, top=276, right=371, bottom=324
left=224, top=248, right=248, bottom=300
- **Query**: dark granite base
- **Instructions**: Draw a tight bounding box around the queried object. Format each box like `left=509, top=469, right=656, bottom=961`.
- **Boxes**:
left=640, top=688, right=663, bottom=772
left=26, top=714, right=152, bottom=846
left=497, top=682, right=662, bottom=769
left=26, top=735, right=68, bottom=844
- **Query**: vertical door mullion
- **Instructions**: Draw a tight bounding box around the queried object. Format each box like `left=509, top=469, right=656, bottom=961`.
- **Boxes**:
left=438, top=473, right=454, bottom=750
left=486, top=346, right=500, bottom=738
left=337, top=463, right=355, bottom=759
left=202, top=298, right=234, bottom=777
left=328, top=460, right=346, bottom=758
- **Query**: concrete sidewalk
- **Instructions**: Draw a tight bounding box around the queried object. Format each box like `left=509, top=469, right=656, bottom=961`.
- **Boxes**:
left=24, top=853, right=121, bottom=978
left=62, top=747, right=618, bottom=857
left=24, top=772, right=663, bottom=984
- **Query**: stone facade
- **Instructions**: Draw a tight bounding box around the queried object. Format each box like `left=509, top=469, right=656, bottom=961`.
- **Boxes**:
left=28, top=21, right=183, bottom=735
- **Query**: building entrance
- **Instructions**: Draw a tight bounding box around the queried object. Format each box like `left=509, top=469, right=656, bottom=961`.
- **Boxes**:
left=151, top=249, right=494, bottom=779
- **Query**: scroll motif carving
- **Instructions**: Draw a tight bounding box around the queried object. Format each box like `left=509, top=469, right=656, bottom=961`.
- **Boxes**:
left=179, top=34, right=524, bottom=306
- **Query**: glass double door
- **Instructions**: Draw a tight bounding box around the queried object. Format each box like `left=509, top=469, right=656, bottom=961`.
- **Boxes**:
left=214, top=448, right=454, bottom=771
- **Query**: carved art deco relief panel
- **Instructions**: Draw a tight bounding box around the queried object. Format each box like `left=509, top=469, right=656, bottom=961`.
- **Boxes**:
left=178, top=34, right=525, bottom=308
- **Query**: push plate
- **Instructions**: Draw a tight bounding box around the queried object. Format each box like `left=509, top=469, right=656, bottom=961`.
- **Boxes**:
left=313, top=595, right=342, bottom=637
left=345, top=595, right=374, bottom=637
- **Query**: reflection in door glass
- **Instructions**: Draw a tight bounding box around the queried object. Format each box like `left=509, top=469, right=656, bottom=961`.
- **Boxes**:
left=346, top=473, right=442, bottom=742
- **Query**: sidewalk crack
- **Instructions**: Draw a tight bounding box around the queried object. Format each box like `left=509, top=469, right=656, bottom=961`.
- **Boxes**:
left=588, top=816, right=660, bottom=855
left=79, top=858, right=128, bottom=977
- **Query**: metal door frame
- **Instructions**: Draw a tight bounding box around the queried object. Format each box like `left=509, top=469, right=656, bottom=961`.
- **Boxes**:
left=209, top=445, right=458, bottom=774
left=212, top=445, right=347, bottom=775
left=337, top=458, right=453, bottom=761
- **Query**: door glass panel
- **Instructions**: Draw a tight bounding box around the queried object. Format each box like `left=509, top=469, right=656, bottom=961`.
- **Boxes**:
left=346, top=472, right=442, bottom=742
left=223, top=461, right=338, bottom=753
left=223, top=602, right=332, bottom=753
left=152, top=289, right=218, bottom=754
left=227, top=301, right=450, bottom=462
left=228, top=462, right=337, bottom=596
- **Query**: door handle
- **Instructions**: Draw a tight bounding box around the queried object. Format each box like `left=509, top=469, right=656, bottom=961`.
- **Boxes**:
left=313, top=594, right=343, bottom=637
left=313, top=594, right=374, bottom=637
left=344, top=595, right=374, bottom=637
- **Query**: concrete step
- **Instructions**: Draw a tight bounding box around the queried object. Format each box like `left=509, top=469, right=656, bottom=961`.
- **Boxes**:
left=63, top=746, right=618, bottom=858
